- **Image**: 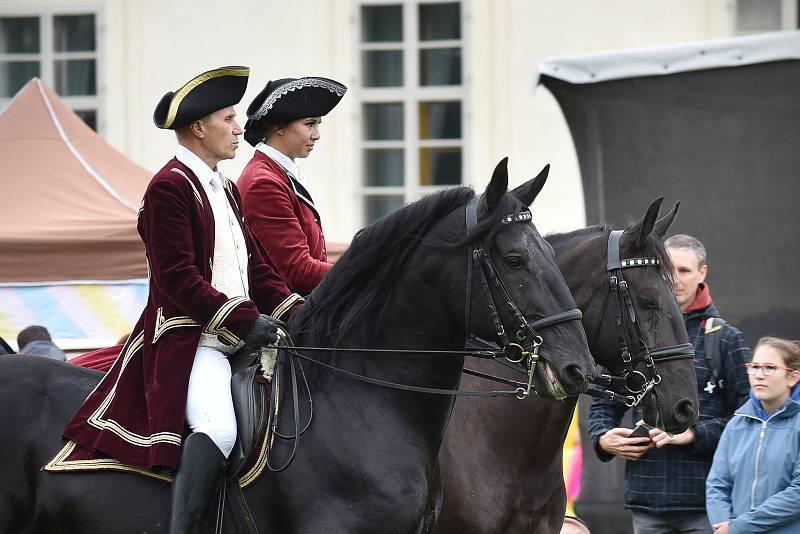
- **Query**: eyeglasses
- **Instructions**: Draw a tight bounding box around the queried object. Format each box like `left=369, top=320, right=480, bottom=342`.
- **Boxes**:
left=745, top=363, right=797, bottom=376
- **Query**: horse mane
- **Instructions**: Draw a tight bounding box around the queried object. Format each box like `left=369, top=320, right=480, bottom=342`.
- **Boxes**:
left=293, top=186, right=479, bottom=346
left=547, top=222, right=673, bottom=282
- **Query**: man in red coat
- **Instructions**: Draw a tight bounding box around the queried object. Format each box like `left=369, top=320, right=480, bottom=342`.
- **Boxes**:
left=61, top=66, right=303, bottom=532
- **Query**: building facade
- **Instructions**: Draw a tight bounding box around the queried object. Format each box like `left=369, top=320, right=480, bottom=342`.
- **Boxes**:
left=6, top=0, right=793, bottom=242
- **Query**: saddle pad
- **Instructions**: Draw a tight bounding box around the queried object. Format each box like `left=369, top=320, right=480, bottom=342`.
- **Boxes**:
left=44, top=373, right=280, bottom=489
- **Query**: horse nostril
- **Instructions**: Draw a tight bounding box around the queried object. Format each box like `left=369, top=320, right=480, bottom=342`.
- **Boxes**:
left=675, top=398, right=695, bottom=424
left=563, top=364, right=587, bottom=391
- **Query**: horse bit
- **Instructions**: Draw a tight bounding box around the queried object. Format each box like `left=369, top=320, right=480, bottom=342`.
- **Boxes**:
left=585, top=230, right=695, bottom=407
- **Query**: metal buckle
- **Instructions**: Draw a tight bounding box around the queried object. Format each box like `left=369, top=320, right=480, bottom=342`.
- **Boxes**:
left=504, top=343, right=528, bottom=363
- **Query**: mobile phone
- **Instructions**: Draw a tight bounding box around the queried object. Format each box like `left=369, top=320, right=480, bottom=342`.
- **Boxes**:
left=629, top=424, right=651, bottom=438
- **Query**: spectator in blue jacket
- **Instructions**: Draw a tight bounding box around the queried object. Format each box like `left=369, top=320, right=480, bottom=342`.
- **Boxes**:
left=706, top=337, right=800, bottom=534
left=589, top=234, right=751, bottom=534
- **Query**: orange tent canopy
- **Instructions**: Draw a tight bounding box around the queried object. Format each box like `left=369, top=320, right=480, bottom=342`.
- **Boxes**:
left=0, top=79, right=149, bottom=283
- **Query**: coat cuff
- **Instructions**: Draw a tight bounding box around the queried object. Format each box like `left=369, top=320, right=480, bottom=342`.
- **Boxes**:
left=271, top=293, right=304, bottom=321
left=199, top=296, right=252, bottom=354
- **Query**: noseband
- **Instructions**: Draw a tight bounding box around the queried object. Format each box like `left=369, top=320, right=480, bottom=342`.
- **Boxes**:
left=586, top=230, right=694, bottom=407
left=464, top=195, right=583, bottom=397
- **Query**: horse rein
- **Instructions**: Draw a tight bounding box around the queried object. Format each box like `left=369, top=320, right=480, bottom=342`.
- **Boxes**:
left=585, top=230, right=695, bottom=407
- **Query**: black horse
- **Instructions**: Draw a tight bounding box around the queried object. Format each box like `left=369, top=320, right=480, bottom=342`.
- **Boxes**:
left=434, top=198, right=699, bottom=533
left=0, top=160, right=596, bottom=534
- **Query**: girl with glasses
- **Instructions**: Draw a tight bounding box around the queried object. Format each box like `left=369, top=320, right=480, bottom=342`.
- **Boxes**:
left=706, top=337, right=800, bottom=534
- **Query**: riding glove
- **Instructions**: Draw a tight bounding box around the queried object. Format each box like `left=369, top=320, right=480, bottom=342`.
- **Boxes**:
left=244, top=314, right=285, bottom=352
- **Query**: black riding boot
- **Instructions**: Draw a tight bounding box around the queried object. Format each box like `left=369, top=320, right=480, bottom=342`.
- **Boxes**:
left=169, top=432, right=226, bottom=534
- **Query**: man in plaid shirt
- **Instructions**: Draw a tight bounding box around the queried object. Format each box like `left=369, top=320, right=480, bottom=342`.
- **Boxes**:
left=589, top=234, right=751, bottom=534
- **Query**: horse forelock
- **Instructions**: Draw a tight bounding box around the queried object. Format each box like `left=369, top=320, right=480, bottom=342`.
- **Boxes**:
left=292, top=186, right=476, bottom=346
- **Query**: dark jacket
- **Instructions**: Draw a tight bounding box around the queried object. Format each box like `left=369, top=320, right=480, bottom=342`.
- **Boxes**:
left=588, top=295, right=752, bottom=513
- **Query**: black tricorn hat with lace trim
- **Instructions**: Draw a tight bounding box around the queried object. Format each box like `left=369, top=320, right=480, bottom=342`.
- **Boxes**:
left=243, top=77, right=347, bottom=146
left=153, top=66, right=250, bottom=130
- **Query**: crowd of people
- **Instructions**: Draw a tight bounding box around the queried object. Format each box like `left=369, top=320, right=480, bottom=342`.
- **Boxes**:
left=588, top=234, right=800, bottom=534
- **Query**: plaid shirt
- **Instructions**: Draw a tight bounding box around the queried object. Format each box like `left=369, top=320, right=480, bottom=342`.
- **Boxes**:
left=588, top=302, right=752, bottom=513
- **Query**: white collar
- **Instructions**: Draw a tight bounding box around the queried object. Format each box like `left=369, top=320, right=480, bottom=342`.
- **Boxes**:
left=256, top=142, right=307, bottom=187
left=176, top=144, right=223, bottom=191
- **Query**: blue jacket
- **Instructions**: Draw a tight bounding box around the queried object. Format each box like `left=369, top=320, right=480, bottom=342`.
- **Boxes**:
left=588, top=301, right=752, bottom=512
left=706, top=390, right=800, bottom=534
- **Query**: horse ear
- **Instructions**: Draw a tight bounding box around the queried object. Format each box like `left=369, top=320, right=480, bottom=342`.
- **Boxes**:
left=652, top=201, right=680, bottom=239
left=484, top=157, right=509, bottom=213
left=625, top=197, right=664, bottom=248
left=511, top=164, right=550, bottom=207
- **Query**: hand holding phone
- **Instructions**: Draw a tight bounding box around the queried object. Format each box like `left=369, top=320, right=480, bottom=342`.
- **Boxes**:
left=629, top=424, right=651, bottom=439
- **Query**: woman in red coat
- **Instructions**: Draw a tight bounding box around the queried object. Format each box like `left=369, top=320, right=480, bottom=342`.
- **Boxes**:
left=239, top=77, right=346, bottom=294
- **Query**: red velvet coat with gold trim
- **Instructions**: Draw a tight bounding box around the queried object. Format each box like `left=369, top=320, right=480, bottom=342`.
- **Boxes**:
left=62, top=158, right=302, bottom=470
left=238, top=151, right=332, bottom=295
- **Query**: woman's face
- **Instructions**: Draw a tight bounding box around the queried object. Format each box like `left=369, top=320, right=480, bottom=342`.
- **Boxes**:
left=749, top=344, right=800, bottom=412
left=271, top=117, right=322, bottom=160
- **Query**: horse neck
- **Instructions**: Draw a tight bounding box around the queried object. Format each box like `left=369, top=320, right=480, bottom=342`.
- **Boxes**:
left=547, top=227, right=611, bottom=359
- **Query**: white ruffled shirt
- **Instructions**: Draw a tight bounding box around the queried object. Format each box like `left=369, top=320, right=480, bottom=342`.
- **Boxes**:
left=175, top=145, right=249, bottom=299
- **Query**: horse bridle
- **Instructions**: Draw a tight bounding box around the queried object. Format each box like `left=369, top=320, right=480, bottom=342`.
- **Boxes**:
left=463, top=195, right=583, bottom=397
left=586, top=230, right=695, bottom=407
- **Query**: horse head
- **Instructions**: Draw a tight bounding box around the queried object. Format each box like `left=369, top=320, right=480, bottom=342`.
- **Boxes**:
left=587, top=199, right=699, bottom=433
left=459, top=158, right=595, bottom=398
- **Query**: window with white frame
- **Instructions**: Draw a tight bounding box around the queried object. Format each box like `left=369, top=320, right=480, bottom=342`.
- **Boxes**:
left=0, top=12, right=99, bottom=130
left=735, top=0, right=798, bottom=34
left=358, top=1, right=464, bottom=224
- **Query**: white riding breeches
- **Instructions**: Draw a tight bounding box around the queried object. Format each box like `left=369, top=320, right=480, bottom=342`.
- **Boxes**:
left=185, top=347, right=237, bottom=458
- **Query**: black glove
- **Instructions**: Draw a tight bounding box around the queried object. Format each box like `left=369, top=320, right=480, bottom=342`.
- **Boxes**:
left=244, top=314, right=285, bottom=352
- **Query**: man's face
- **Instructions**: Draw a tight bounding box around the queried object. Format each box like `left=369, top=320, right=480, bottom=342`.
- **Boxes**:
left=200, top=106, right=242, bottom=163
left=667, top=246, right=707, bottom=311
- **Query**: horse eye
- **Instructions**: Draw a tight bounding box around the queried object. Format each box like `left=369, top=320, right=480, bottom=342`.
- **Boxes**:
left=503, top=256, right=523, bottom=269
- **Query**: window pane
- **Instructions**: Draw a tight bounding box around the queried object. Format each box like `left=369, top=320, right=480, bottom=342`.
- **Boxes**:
left=419, top=3, right=460, bottom=41
left=74, top=109, right=97, bottom=131
left=366, top=195, right=405, bottom=224
left=54, top=59, right=96, bottom=95
left=365, top=149, right=404, bottom=186
left=0, top=17, right=39, bottom=53
left=361, top=5, right=402, bottom=42
left=54, top=15, right=96, bottom=51
left=364, top=103, right=404, bottom=140
left=420, top=47, right=461, bottom=86
left=420, top=148, right=461, bottom=185
left=0, top=61, right=39, bottom=97
left=736, top=0, right=782, bottom=32
left=419, top=101, right=461, bottom=139
left=362, top=50, right=403, bottom=87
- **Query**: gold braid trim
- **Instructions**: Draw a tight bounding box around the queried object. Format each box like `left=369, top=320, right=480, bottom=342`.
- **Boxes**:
left=87, top=333, right=182, bottom=447
left=44, top=440, right=174, bottom=483
left=271, top=293, right=304, bottom=321
left=203, top=296, right=249, bottom=346
left=170, top=167, right=203, bottom=207
left=152, top=307, right=200, bottom=344
left=163, top=67, right=250, bottom=129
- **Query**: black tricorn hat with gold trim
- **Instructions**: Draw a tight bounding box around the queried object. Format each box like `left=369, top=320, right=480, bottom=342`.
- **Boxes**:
left=243, top=77, right=347, bottom=146
left=153, top=66, right=250, bottom=130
